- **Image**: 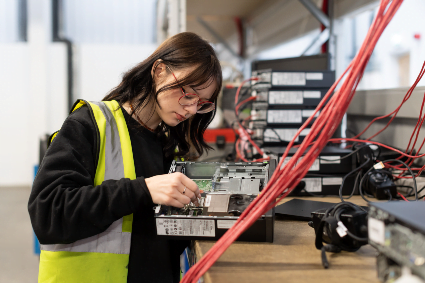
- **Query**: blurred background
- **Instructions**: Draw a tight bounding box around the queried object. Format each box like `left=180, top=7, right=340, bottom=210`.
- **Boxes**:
left=1, top=0, right=425, bottom=281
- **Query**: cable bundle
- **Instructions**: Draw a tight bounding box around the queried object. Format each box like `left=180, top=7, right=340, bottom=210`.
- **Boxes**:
left=181, top=0, right=404, bottom=281
left=233, top=79, right=266, bottom=161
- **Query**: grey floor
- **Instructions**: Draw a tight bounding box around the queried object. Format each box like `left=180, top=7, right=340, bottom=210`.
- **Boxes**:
left=0, top=186, right=39, bottom=283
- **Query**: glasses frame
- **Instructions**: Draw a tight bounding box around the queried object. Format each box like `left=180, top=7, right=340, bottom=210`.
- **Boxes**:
left=166, top=65, right=215, bottom=114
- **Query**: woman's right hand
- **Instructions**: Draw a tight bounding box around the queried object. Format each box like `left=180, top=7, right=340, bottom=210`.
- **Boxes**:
left=145, top=172, right=201, bottom=208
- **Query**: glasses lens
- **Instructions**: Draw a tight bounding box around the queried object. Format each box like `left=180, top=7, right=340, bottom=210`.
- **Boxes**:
left=179, top=93, right=198, bottom=105
left=197, top=103, right=215, bottom=113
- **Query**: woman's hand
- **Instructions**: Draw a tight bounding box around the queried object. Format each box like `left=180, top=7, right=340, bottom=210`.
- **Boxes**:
left=145, top=172, right=201, bottom=208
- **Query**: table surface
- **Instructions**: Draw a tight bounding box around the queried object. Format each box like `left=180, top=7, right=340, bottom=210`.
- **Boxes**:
left=194, top=196, right=379, bottom=283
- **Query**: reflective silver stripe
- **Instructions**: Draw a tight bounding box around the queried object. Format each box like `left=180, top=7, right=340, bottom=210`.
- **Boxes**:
left=92, top=101, right=125, bottom=180
left=41, top=218, right=131, bottom=254
left=41, top=101, right=131, bottom=254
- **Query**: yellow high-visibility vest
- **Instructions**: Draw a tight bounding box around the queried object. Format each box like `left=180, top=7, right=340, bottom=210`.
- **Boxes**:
left=39, top=100, right=136, bottom=283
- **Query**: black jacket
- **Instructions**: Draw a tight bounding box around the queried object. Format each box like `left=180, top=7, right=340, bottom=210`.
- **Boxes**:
left=28, top=104, right=187, bottom=283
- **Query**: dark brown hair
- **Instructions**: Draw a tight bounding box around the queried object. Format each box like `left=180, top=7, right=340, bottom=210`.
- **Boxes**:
left=103, top=32, right=222, bottom=159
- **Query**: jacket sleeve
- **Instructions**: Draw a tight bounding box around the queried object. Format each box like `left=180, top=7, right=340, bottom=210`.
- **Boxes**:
left=28, top=106, right=154, bottom=245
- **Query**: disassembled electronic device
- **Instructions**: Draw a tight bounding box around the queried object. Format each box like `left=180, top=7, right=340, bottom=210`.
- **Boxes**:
left=368, top=202, right=425, bottom=282
left=155, top=160, right=276, bottom=242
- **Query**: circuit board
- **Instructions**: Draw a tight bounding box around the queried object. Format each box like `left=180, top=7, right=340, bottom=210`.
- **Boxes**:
left=193, top=179, right=213, bottom=192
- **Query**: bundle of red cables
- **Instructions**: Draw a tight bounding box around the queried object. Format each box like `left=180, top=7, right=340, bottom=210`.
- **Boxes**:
left=182, top=0, right=404, bottom=281
left=329, top=60, right=425, bottom=178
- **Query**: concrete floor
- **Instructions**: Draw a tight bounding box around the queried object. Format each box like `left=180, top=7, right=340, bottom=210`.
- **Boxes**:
left=0, top=186, right=39, bottom=283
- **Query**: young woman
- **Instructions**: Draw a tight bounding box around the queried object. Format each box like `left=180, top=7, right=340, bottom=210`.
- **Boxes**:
left=29, top=32, right=222, bottom=283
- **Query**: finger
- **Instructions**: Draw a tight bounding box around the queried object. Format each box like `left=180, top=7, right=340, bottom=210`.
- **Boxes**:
left=181, top=186, right=200, bottom=206
left=178, top=174, right=201, bottom=198
left=172, top=190, right=192, bottom=206
left=180, top=186, right=196, bottom=201
left=181, top=188, right=201, bottom=206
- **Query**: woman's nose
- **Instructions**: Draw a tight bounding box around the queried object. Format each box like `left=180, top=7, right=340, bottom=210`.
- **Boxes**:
left=184, top=103, right=198, bottom=115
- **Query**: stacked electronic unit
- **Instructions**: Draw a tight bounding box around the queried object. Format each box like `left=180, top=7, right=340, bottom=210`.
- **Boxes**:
left=248, top=69, right=356, bottom=196
left=250, top=69, right=335, bottom=147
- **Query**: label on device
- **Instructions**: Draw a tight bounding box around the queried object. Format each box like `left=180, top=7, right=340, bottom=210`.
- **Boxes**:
left=267, top=110, right=302, bottom=123
left=368, top=217, right=385, bottom=245
left=268, top=91, right=303, bottom=104
left=320, top=156, right=341, bottom=164
left=306, top=72, right=324, bottom=80
left=303, top=178, right=322, bottom=192
left=272, top=72, right=306, bottom=86
left=156, top=218, right=215, bottom=237
left=322, top=177, right=343, bottom=186
left=217, top=220, right=237, bottom=229
left=303, top=91, right=321, bottom=98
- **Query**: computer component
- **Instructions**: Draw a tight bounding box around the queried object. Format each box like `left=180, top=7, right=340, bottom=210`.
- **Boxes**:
left=251, top=69, right=335, bottom=89
left=251, top=54, right=330, bottom=72
left=368, top=202, right=425, bottom=281
left=289, top=174, right=357, bottom=196
left=265, top=146, right=356, bottom=175
left=155, top=160, right=276, bottom=242
left=253, top=127, right=312, bottom=145
left=252, top=88, right=330, bottom=107
left=310, top=202, right=368, bottom=268
left=363, top=169, right=397, bottom=200
left=267, top=108, right=320, bottom=126
left=247, top=68, right=336, bottom=147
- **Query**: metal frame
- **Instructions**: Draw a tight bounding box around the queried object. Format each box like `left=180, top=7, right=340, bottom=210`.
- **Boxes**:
left=299, top=0, right=335, bottom=69
left=197, top=16, right=243, bottom=61
left=156, top=0, right=186, bottom=44
left=52, top=0, right=74, bottom=111
left=298, top=0, right=330, bottom=28
left=17, top=0, right=27, bottom=41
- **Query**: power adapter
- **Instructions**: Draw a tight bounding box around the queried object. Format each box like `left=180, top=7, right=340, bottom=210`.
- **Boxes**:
left=364, top=169, right=397, bottom=200
left=309, top=202, right=368, bottom=268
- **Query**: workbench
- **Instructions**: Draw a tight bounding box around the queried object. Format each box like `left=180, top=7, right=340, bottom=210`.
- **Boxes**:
left=194, top=196, right=379, bottom=283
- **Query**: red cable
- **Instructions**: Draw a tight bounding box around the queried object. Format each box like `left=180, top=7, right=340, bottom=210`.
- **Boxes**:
left=182, top=1, right=403, bottom=281
left=397, top=192, right=409, bottom=202
left=234, top=78, right=264, bottom=156
left=354, top=62, right=425, bottom=141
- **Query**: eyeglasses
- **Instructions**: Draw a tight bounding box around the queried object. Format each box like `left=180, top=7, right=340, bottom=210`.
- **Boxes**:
left=166, top=66, right=215, bottom=114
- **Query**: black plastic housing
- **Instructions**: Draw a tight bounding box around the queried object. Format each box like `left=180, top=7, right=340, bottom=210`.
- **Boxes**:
left=364, top=169, right=397, bottom=200
left=311, top=207, right=368, bottom=251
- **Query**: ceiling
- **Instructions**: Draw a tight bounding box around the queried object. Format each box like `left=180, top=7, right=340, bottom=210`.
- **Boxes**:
left=186, top=0, right=380, bottom=58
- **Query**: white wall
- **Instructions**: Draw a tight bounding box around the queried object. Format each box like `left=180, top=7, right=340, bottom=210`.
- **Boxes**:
left=76, top=44, right=156, bottom=101
left=0, top=43, right=156, bottom=186
left=334, top=0, right=425, bottom=90
left=0, top=44, right=31, bottom=186
left=0, top=43, right=67, bottom=186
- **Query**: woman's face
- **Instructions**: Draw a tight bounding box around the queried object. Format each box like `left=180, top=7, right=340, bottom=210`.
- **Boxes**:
left=154, top=64, right=217, bottom=127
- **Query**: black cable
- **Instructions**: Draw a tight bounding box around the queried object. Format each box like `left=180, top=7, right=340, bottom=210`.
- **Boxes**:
left=334, top=208, right=368, bottom=242
left=407, top=184, right=425, bottom=197
left=359, top=166, right=376, bottom=203
left=319, top=145, right=372, bottom=162
left=359, top=159, right=418, bottom=202
left=384, top=159, right=418, bottom=201
left=321, top=247, right=329, bottom=269
left=341, top=171, right=362, bottom=201
left=317, top=202, right=368, bottom=269
left=268, top=128, right=288, bottom=144
left=339, top=158, right=371, bottom=202
left=396, top=185, right=414, bottom=199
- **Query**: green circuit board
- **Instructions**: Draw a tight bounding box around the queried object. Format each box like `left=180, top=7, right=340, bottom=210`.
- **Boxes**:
left=193, top=179, right=213, bottom=192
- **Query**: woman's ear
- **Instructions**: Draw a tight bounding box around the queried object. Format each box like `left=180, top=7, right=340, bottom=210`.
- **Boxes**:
left=151, top=59, right=167, bottom=80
